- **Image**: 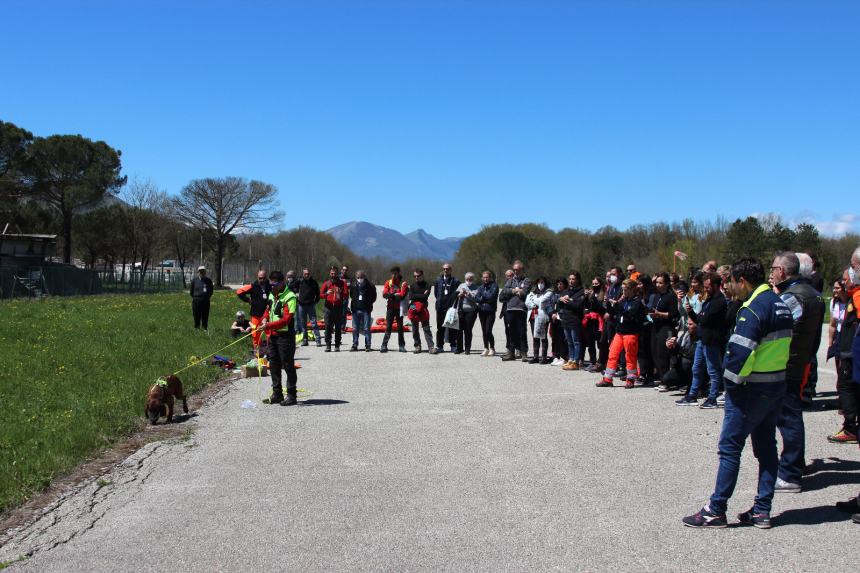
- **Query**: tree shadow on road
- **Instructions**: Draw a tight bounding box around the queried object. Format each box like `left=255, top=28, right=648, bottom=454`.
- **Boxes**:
left=299, top=399, right=349, bottom=407
left=775, top=505, right=853, bottom=526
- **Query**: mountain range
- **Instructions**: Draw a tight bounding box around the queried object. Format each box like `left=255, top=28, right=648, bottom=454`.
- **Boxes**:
left=326, top=221, right=463, bottom=262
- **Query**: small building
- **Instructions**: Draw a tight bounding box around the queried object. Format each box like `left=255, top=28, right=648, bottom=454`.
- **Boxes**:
left=0, top=231, right=101, bottom=297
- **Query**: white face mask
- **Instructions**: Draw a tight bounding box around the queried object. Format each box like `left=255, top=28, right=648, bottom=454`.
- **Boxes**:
left=849, top=266, right=858, bottom=285
left=609, top=275, right=618, bottom=284
left=538, top=283, right=545, bottom=291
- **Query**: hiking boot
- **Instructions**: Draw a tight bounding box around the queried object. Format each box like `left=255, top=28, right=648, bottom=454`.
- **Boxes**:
left=501, top=352, right=516, bottom=361
left=737, top=509, right=772, bottom=529
left=325, top=345, right=331, bottom=352
left=264, top=391, right=284, bottom=405
left=624, top=380, right=635, bottom=389
left=414, top=345, right=422, bottom=354
left=521, top=355, right=530, bottom=363
left=429, top=347, right=439, bottom=355
left=774, top=478, right=801, bottom=493
left=280, top=395, right=298, bottom=406
left=682, top=505, right=727, bottom=529
left=596, top=379, right=613, bottom=388
left=836, top=497, right=860, bottom=513
left=514, top=351, right=523, bottom=360
left=586, top=363, right=603, bottom=373
left=675, top=395, right=699, bottom=406
left=562, top=360, right=578, bottom=371
left=827, top=429, right=858, bottom=444
left=350, top=345, right=358, bottom=352
left=700, top=399, right=719, bottom=409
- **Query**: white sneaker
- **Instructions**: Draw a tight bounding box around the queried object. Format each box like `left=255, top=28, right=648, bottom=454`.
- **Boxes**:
left=774, top=477, right=801, bottom=493
left=551, top=358, right=564, bottom=366
left=487, top=348, right=496, bottom=357
left=481, top=349, right=489, bottom=357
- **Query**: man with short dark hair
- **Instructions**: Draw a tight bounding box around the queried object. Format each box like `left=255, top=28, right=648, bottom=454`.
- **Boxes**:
left=381, top=266, right=409, bottom=353
left=340, top=265, right=352, bottom=332
left=683, top=258, right=793, bottom=529
left=259, top=270, right=299, bottom=406
left=434, top=263, right=460, bottom=353
left=190, top=265, right=214, bottom=330
left=770, top=251, right=825, bottom=493
left=297, top=268, right=322, bottom=347
left=349, top=270, right=376, bottom=352
left=320, top=266, right=348, bottom=352
left=408, top=269, right=437, bottom=354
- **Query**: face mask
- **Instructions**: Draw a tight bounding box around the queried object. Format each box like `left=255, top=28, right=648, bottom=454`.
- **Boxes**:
left=538, top=283, right=545, bottom=291
left=609, top=275, right=618, bottom=285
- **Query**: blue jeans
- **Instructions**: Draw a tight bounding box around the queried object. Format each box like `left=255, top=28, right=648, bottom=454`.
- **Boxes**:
left=563, top=325, right=582, bottom=362
left=352, top=309, right=372, bottom=348
left=297, top=303, right=321, bottom=340
left=687, top=342, right=724, bottom=400
left=709, top=381, right=786, bottom=515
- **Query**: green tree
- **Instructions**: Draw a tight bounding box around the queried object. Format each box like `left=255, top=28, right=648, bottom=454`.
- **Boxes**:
left=25, top=134, right=126, bottom=263
left=794, top=222, right=821, bottom=255
left=723, top=217, right=767, bottom=263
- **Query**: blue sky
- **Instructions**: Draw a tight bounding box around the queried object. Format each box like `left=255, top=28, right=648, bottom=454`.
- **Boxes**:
left=3, top=0, right=858, bottom=238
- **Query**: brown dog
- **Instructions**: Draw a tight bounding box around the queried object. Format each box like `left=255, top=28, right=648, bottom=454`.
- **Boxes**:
left=145, top=375, right=188, bottom=425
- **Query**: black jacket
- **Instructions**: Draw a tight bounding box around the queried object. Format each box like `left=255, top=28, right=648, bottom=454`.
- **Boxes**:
left=190, top=276, right=213, bottom=299
left=237, top=281, right=271, bottom=317
left=651, top=290, right=680, bottom=329
left=778, top=278, right=825, bottom=387
left=689, top=293, right=728, bottom=347
left=615, top=296, right=648, bottom=335
left=349, top=279, right=376, bottom=312
left=434, top=275, right=460, bottom=310
left=556, top=286, right=586, bottom=328
left=409, top=280, right=431, bottom=305
left=297, top=277, right=321, bottom=306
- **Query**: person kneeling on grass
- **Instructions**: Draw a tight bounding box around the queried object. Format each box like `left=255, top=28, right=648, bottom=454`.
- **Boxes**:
left=259, top=270, right=299, bottom=407
left=597, top=279, right=646, bottom=389
left=231, top=311, right=251, bottom=338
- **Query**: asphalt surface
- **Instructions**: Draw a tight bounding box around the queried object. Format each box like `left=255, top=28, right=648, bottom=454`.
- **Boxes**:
left=2, top=287, right=858, bottom=572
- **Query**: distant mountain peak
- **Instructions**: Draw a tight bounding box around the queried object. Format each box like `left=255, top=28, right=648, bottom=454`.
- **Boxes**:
left=326, top=221, right=463, bottom=262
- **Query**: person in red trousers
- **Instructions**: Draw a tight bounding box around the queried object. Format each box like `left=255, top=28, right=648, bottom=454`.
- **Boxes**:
left=597, top=279, right=647, bottom=389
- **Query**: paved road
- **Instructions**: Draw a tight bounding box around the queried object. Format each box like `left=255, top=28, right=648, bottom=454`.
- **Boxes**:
left=2, top=287, right=857, bottom=571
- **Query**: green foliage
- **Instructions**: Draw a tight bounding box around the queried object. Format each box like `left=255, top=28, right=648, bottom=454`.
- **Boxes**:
left=0, top=291, right=247, bottom=512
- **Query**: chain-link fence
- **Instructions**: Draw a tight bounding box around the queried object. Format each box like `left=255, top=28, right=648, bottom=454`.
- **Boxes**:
left=97, top=269, right=187, bottom=293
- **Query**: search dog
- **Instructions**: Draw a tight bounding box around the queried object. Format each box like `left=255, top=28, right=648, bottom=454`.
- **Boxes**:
left=145, top=375, right=188, bottom=425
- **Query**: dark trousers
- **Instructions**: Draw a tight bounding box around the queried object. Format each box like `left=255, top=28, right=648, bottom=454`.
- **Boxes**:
left=582, top=319, right=600, bottom=364
left=638, top=324, right=654, bottom=381
left=383, top=307, right=405, bottom=348
left=192, top=297, right=210, bottom=329
left=325, top=306, right=344, bottom=347
left=479, top=310, right=496, bottom=349
left=550, top=321, right=567, bottom=360
left=709, top=381, right=785, bottom=515
left=457, top=309, right=478, bottom=351
left=777, top=379, right=806, bottom=484
left=837, top=358, right=858, bottom=434
left=599, top=321, right=615, bottom=366
left=268, top=332, right=297, bottom=396
left=650, top=324, right=675, bottom=381
left=436, top=310, right=456, bottom=349
left=506, top=310, right=528, bottom=354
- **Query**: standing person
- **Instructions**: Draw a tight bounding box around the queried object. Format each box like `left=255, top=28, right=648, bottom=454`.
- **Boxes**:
left=828, top=274, right=857, bottom=443
left=296, top=268, right=322, bottom=347
left=286, top=270, right=299, bottom=293
left=190, top=265, right=214, bottom=330
left=582, top=277, right=605, bottom=368
left=597, top=279, right=646, bottom=388
left=407, top=268, right=437, bottom=354
left=500, top=260, right=531, bottom=362
left=557, top=272, right=586, bottom=370
left=526, top=276, right=555, bottom=364
left=455, top=272, right=480, bottom=354
left=339, top=265, right=352, bottom=332
left=381, top=266, right=409, bottom=353
left=476, top=271, right=499, bottom=356
left=676, top=273, right=728, bottom=407
left=349, top=270, right=376, bottom=352
left=769, top=252, right=825, bottom=494
left=649, top=272, right=680, bottom=384
left=320, top=266, right=348, bottom=352
left=236, top=269, right=271, bottom=351
left=433, top=263, right=461, bottom=353
left=259, top=270, right=299, bottom=406
left=550, top=278, right=570, bottom=366
left=500, top=269, right=514, bottom=354
left=598, top=267, right=624, bottom=374
left=683, top=258, right=793, bottom=529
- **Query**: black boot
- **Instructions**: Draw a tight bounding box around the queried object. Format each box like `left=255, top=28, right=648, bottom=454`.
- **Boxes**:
left=280, top=390, right=298, bottom=406
left=265, top=388, right=284, bottom=405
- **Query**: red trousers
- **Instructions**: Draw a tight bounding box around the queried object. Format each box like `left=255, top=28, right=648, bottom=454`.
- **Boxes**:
left=605, top=333, right=639, bottom=380
left=251, top=315, right=264, bottom=348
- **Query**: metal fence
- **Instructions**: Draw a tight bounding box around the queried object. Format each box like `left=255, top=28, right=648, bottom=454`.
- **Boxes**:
left=0, top=265, right=103, bottom=298
left=97, top=269, right=187, bottom=293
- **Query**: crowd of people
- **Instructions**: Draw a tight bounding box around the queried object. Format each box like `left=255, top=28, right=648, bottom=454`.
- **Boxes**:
left=226, top=247, right=860, bottom=528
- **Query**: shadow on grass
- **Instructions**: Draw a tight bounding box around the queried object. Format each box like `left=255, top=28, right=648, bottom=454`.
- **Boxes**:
left=299, top=399, right=349, bottom=407
left=775, top=504, right=853, bottom=526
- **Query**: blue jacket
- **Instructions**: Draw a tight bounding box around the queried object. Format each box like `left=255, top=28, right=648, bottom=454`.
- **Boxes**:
left=475, top=281, right=499, bottom=313
left=724, top=284, right=793, bottom=384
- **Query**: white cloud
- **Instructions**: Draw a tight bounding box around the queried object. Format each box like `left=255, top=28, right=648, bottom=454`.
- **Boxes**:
left=749, top=211, right=860, bottom=237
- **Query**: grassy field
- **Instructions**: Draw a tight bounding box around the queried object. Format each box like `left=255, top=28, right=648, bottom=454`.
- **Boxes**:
left=0, top=290, right=255, bottom=512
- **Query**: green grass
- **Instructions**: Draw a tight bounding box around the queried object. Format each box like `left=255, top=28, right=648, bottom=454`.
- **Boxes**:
left=0, top=290, right=253, bottom=512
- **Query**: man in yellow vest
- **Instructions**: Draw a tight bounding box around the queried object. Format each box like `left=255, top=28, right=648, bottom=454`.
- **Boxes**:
left=259, top=270, right=299, bottom=406
left=683, top=258, right=793, bottom=529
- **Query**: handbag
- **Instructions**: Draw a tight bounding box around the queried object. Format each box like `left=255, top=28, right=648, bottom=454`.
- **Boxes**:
left=443, top=299, right=461, bottom=330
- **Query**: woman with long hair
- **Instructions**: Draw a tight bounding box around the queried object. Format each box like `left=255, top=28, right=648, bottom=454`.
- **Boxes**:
left=526, top=276, right=555, bottom=364
left=597, top=279, right=647, bottom=388
left=557, top=271, right=586, bottom=370
left=649, top=272, right=680, bottom=383
left=582, top=276, right=605, bottom=367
